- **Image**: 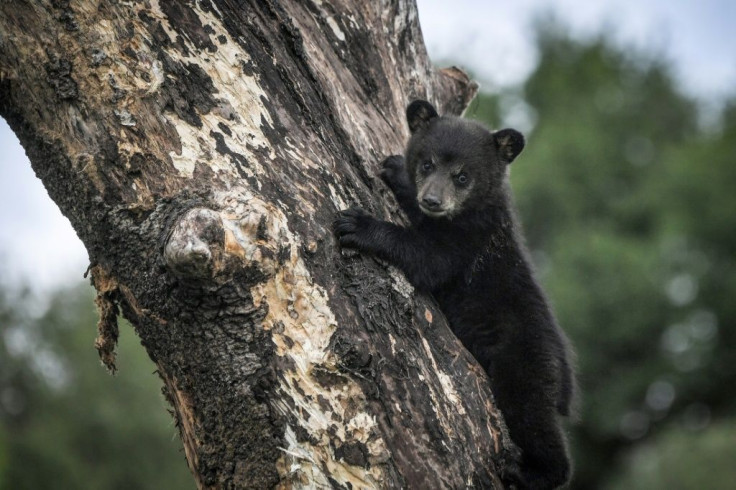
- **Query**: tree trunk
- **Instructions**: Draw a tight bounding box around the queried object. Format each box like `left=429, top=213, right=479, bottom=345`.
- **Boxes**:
left=0, top=1, right=517, bottom=488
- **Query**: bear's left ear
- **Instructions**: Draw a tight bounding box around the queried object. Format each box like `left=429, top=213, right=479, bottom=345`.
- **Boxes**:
left=493, top=128, right=525, bottom=164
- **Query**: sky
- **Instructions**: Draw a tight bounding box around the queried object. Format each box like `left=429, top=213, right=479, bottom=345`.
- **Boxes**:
left=1, top=0, right=735, bottom=293
left=418, top=0, right=736, bottom=99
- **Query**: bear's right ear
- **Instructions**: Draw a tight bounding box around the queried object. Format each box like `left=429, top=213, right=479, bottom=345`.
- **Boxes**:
left=406, top=100, right=439, bottom=134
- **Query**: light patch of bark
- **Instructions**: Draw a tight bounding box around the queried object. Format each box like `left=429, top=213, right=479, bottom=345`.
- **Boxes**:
left=147, top=0, right=275, bottom=179
left=278, top=425, right=386, bottom=490
left=422, top=338, right=466, bottom=416
left=217, top=190, right=387, bottom=486
left=167, top=119, right=205, bottom=177
left=388, top=267, right=414, bottom=299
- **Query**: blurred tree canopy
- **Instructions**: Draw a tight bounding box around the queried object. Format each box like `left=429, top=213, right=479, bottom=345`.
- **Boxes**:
left=469, top=25, right=736, bottom=490
left=0, top=283, right=193, bottom=490
left=1, top=21, right=734, bottom=490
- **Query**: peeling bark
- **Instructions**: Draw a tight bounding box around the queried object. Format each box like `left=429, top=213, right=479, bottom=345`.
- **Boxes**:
left=0, top=1, right=518, bottom=488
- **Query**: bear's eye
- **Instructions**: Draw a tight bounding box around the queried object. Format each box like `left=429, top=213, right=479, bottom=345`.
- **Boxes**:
left=422, top=161, right=434, bottom=172
left=455, top=173, right=469, bottom=186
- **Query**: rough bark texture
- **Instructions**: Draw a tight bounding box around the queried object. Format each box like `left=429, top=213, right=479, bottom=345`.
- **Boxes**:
left=0, top=1, right=518, bottom=488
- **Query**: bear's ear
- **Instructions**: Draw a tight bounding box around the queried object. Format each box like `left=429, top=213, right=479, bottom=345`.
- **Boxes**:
left=406, top=100, right=439, bottom=133
left=493, top=128, right=525, bottom=164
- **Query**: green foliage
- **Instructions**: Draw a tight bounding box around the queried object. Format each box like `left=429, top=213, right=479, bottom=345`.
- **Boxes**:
left=469, top=26, right=736, bottom=489
left=606, top=420, right=736, bottom=490
left=0, top=283, right=193, bottom=490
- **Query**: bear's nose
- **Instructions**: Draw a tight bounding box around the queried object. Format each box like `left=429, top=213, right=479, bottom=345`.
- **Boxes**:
left=422, top=195, right=442, bottom=209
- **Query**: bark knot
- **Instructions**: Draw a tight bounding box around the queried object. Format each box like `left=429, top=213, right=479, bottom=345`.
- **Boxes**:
left=162, top=191, right=295, bottom=286
left=164, top=207, right=225, bottom=281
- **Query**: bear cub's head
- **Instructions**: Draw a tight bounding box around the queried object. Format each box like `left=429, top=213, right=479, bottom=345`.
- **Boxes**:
left=404, top=100, right=525, bottom=220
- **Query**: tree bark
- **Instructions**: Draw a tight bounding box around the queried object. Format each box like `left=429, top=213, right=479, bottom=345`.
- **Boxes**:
left=0, top=1, right=517, bottom=488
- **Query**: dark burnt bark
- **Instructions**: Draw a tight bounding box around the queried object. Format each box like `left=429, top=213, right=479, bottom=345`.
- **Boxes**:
left=0, top=1, right=517, bottom=488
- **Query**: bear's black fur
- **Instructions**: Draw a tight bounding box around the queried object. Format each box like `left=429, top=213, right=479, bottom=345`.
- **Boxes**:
left=335, top=100, right=575, bottom=489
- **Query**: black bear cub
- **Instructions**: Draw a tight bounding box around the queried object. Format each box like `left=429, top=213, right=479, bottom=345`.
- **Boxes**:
left=335, top=100, right=575, bottom=489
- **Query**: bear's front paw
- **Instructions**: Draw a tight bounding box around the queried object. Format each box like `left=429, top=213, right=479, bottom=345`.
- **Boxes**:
left=380, top=155, right=410, bottom=190
left=334, top=207, right=378, bottom=252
